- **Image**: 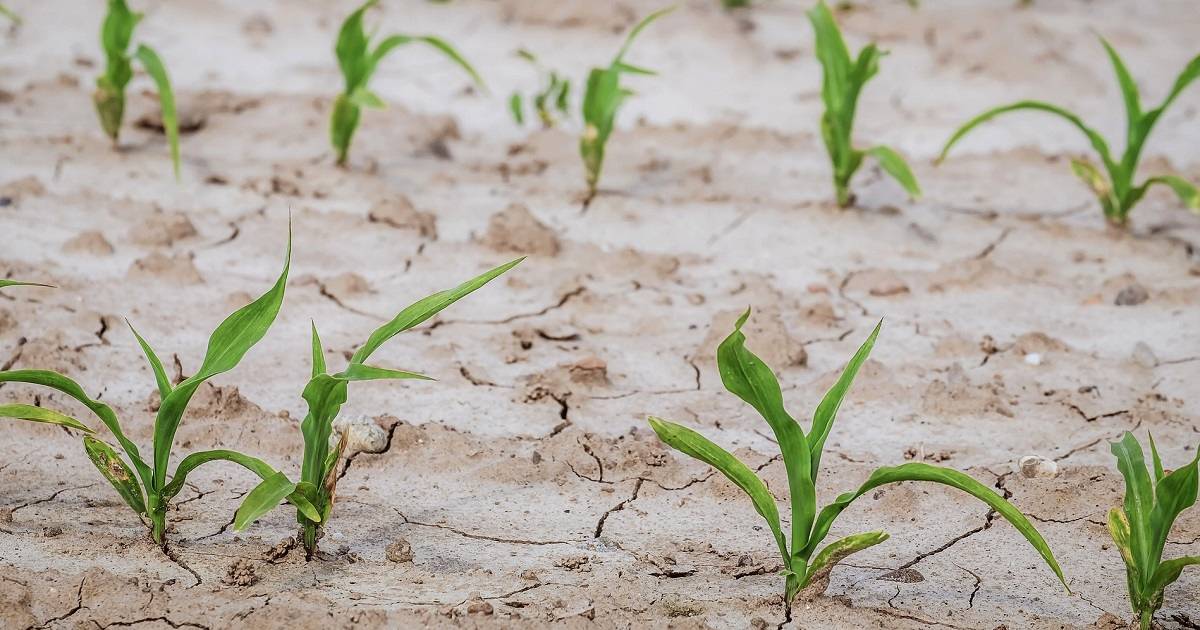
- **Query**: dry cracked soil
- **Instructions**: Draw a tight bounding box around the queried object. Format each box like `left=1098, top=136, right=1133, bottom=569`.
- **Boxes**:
left=1, top=0, right=1198, bottom=628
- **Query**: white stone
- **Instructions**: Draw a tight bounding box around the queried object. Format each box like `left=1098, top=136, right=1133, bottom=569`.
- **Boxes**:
left=330, top=416, right=388, bottom=454
left=1019, top=455, right=1059, bottom=479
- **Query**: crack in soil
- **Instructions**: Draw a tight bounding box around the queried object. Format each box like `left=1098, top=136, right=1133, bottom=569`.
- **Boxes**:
left=100, top=616, right=211, bottom=629
left=435, top=286, right=586, bottom=327
left=162, top=544, right=203, bottom=587
left=10, top=483, right=96, bottom=518
left=31, top=574, right=86, bottom=629
left=593, top=478, right=644, bottom=539
left=395, top=509, right=572, bottom=546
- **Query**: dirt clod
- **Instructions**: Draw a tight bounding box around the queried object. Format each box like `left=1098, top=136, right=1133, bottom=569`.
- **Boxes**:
left=1114, top=283, right=1149, bottom=306
left=385, top=537, right=414, bottom=564
left=368, top=196, right=437, bottom=238
left=481, top=202, right=561, bottom=256
left=222, top=559, right=260, bottom=587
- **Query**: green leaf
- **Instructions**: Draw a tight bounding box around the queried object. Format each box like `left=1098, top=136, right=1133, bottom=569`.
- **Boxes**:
left=233, top=472, right=297, bottom=531
left=1147, top=446, right=1199, bottom=574
left=865, top=147, right=920, bottom=199
left=337, top=363, right=434, bottom=383
left=613, top=61, right=657, bottom=76
left=84, top=436, right=146, bottom=516
left=335, top=0, right=376, bottom=92
left=133, top=45, right=180, bottom=180
left=159, top=448, right=278, bottom=502
left=717, top=308, right=815, bottom=558
left=0, top=404, right=94, bottom=433
left=1135, top=175, right=1200, bottom=212
left=351, top=258, right=522, bottom=364
left=1139, top=53, right=1200, bottom=133
left=1099, top=38, right=1142, bottom=130
left=1148, top=434, right=1165, bottom=484
left=614, top=6, right=675, bottom=64
left=311, top=321, right=327, bottom=378
left=0, top=280, right=54, bottom=290
left=800, top=530, right=889, bottom=595
left=153, top=228, right=291, bottom=487
left=128, top=321, right=172, bottom=399
left=649, top=417, right=788, bottom=564
left=0, top=370, right=151, bottom=488
left=807, top=321, right=880, bottom=481
left=373, top=35, right=485, bottom=90
left=509, top=92, right=524, bottom=125
left=938, top=101, right=1116, bottom=176
left=1147, top=556, right=1200, bottom=597
left=1111, top=433, right=1156, bottom=578
left=0, top=3, right=21, bottom=23
left=1070, top=158, right=1113, bottom=201
left=347, top=87, right=386, bottom=109
left=803, top=462, right=1068, bottom=590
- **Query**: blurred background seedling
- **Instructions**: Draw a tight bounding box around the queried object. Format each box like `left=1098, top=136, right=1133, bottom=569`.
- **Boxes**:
left=649, top=310, right=1066, bottom=606
left=808, top=1, right=920, bottom=207
left=94, top=0, right=181, bottom=178
left=0, top=228, right=307, bottom=547
left=939, top=38, right=1200, bottom=226
left=233, top=258, right=523, bottom=558
left=1108, top=432, right=1199, bottom=629
left=508, top=49, right=571, bottom=129
left=579, top=6, right=674, bottom=208
left=331, top=0, right=483, bottom=166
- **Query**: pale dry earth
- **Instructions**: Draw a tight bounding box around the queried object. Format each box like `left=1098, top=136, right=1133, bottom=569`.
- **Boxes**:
left=1, top=0, right=1198, bottom=628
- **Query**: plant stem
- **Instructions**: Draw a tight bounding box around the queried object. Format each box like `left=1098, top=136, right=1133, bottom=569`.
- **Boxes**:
left=149, top=508, right=167, bottom=547
left=301, top=520, right=320, bottom=559
left=1139, top=609, right=1153, bottom=630
left=835, top=179, right=853, bottom=208
left=784, top=572, right=801, bottom=604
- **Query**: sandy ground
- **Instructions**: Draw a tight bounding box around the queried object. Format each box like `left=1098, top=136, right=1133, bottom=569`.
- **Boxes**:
left=1, top=0, right=1199, bottom=628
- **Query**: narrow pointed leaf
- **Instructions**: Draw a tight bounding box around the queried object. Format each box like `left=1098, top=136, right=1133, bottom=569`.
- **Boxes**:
left=311, top=321, right=327, bottom=378
left=649, top=417, right=788, bottom=563
left=614, top=5, right=675, bottom=64
left=1147, top=434, right=1165, bottom=484
left=1136, top=175, right=1200, bottom=211
left=866, top=147, right=920, bottom=199
left=800, top=531, right=889, bottom=597
left=159, top=448, right=279, bottom=501
left=128, top=322, right=172, bottom=398
left=1099, top=38, right=1141, bottom=128
left=0, top=280, right=54, bottom=290
left=509, top=93, right=524, bottom=124
left=804, top=462, right=1068, bottom=590
left=808, top=321, right=880, bottom=480
left=133, top=44, right=180, bottom=179
left=351, top=257, right=522, bottom=364
left=1148, top=447, right=1199, bottom=569
left=938, top=101, right=1115, bottom=175
left=337, top=363, right=434, bottom=383
left=234, top=472, right=297, bottom=531
left=1148, top=556, right=1200, bottom=596
left=0, top=404, right=93, bottom=432
left=84, top=436, right=146, bottom=516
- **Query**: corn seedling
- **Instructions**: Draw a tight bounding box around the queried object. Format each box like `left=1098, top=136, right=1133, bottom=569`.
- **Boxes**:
left=509, top=49, right=571, bottom=129
left=232, top=258, right=523, bottom=557
left=580, top=6, right=674, bottom=205
left=1108, top=432, right=1200, bottom=629
left=94, top=0, right=181, bottom=178
left=808, top=1, right=920, bottom=207
left=939, top=39, right=1200, bottom=226
left=0, top=229, right=300, bottom=546
left=331, top=0, right=483, bottom=166
left=648, top=310, right=1066, bottom=604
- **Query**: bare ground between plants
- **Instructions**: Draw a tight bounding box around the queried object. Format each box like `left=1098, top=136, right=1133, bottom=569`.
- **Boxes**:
left=1, top=1, right=1198, bottom=628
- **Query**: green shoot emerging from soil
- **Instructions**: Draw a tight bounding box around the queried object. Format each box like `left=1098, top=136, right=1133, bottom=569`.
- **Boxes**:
left=0, top=280, right=53, bottom=290
left=509, top=49, right=571, bottom=129
left=808, top=1, right=920, bottom=207
left=939, top=39, right=1200, bottom=226
left=0, top=229, right=297, bottom=547
left=580, top=6, right=674, bottom=206
left=94, top=0, right=181, bottom=178
left=649, top=310, right=1067, bottom=604
left=1108, top=432, right=1200, bottom=630
left=331, top=0, right=483, bottom=166
left=232, top=258, right=523, bottom=558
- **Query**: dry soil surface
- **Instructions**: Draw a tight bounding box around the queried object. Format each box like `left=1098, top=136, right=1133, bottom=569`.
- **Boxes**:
left=1, top=1, right=1198, bottom=628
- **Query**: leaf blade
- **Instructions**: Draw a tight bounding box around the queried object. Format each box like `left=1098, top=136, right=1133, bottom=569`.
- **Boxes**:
left=133, top=44, right=180, bottom=179
left=0, top=404, right=94, bottom=432
left=865, top=147, right=920, bottom=199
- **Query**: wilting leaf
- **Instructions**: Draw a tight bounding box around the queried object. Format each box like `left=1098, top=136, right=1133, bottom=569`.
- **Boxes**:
left=84, top=436, right=146, bottom=515
left=0, top=404, right=93, bottom=433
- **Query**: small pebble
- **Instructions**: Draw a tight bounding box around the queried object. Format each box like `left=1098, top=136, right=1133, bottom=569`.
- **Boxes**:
left=1024, top=353, right=1042, bottom=366
left=1019, top=455, right=1059, bottom=479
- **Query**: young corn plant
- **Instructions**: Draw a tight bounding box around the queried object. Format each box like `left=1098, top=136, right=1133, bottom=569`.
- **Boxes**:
left=649, top=310, right=1067, bottom=604
left=231, top=258, right=523, bottom=558
left=509, top=49, right=571, bottom=129
left=0, top=229, right=311, bottom=547
left=939, top=39, right=1200, bottom=226
left=94, top=0, right=181, bottom=178
left=1108, top=432, right=1200, bottom=630
left=580, top=6, right=674, bottom=206
left=331, top=0, right=483, bottom=166
left=808, top=1, right=920, bottom=208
